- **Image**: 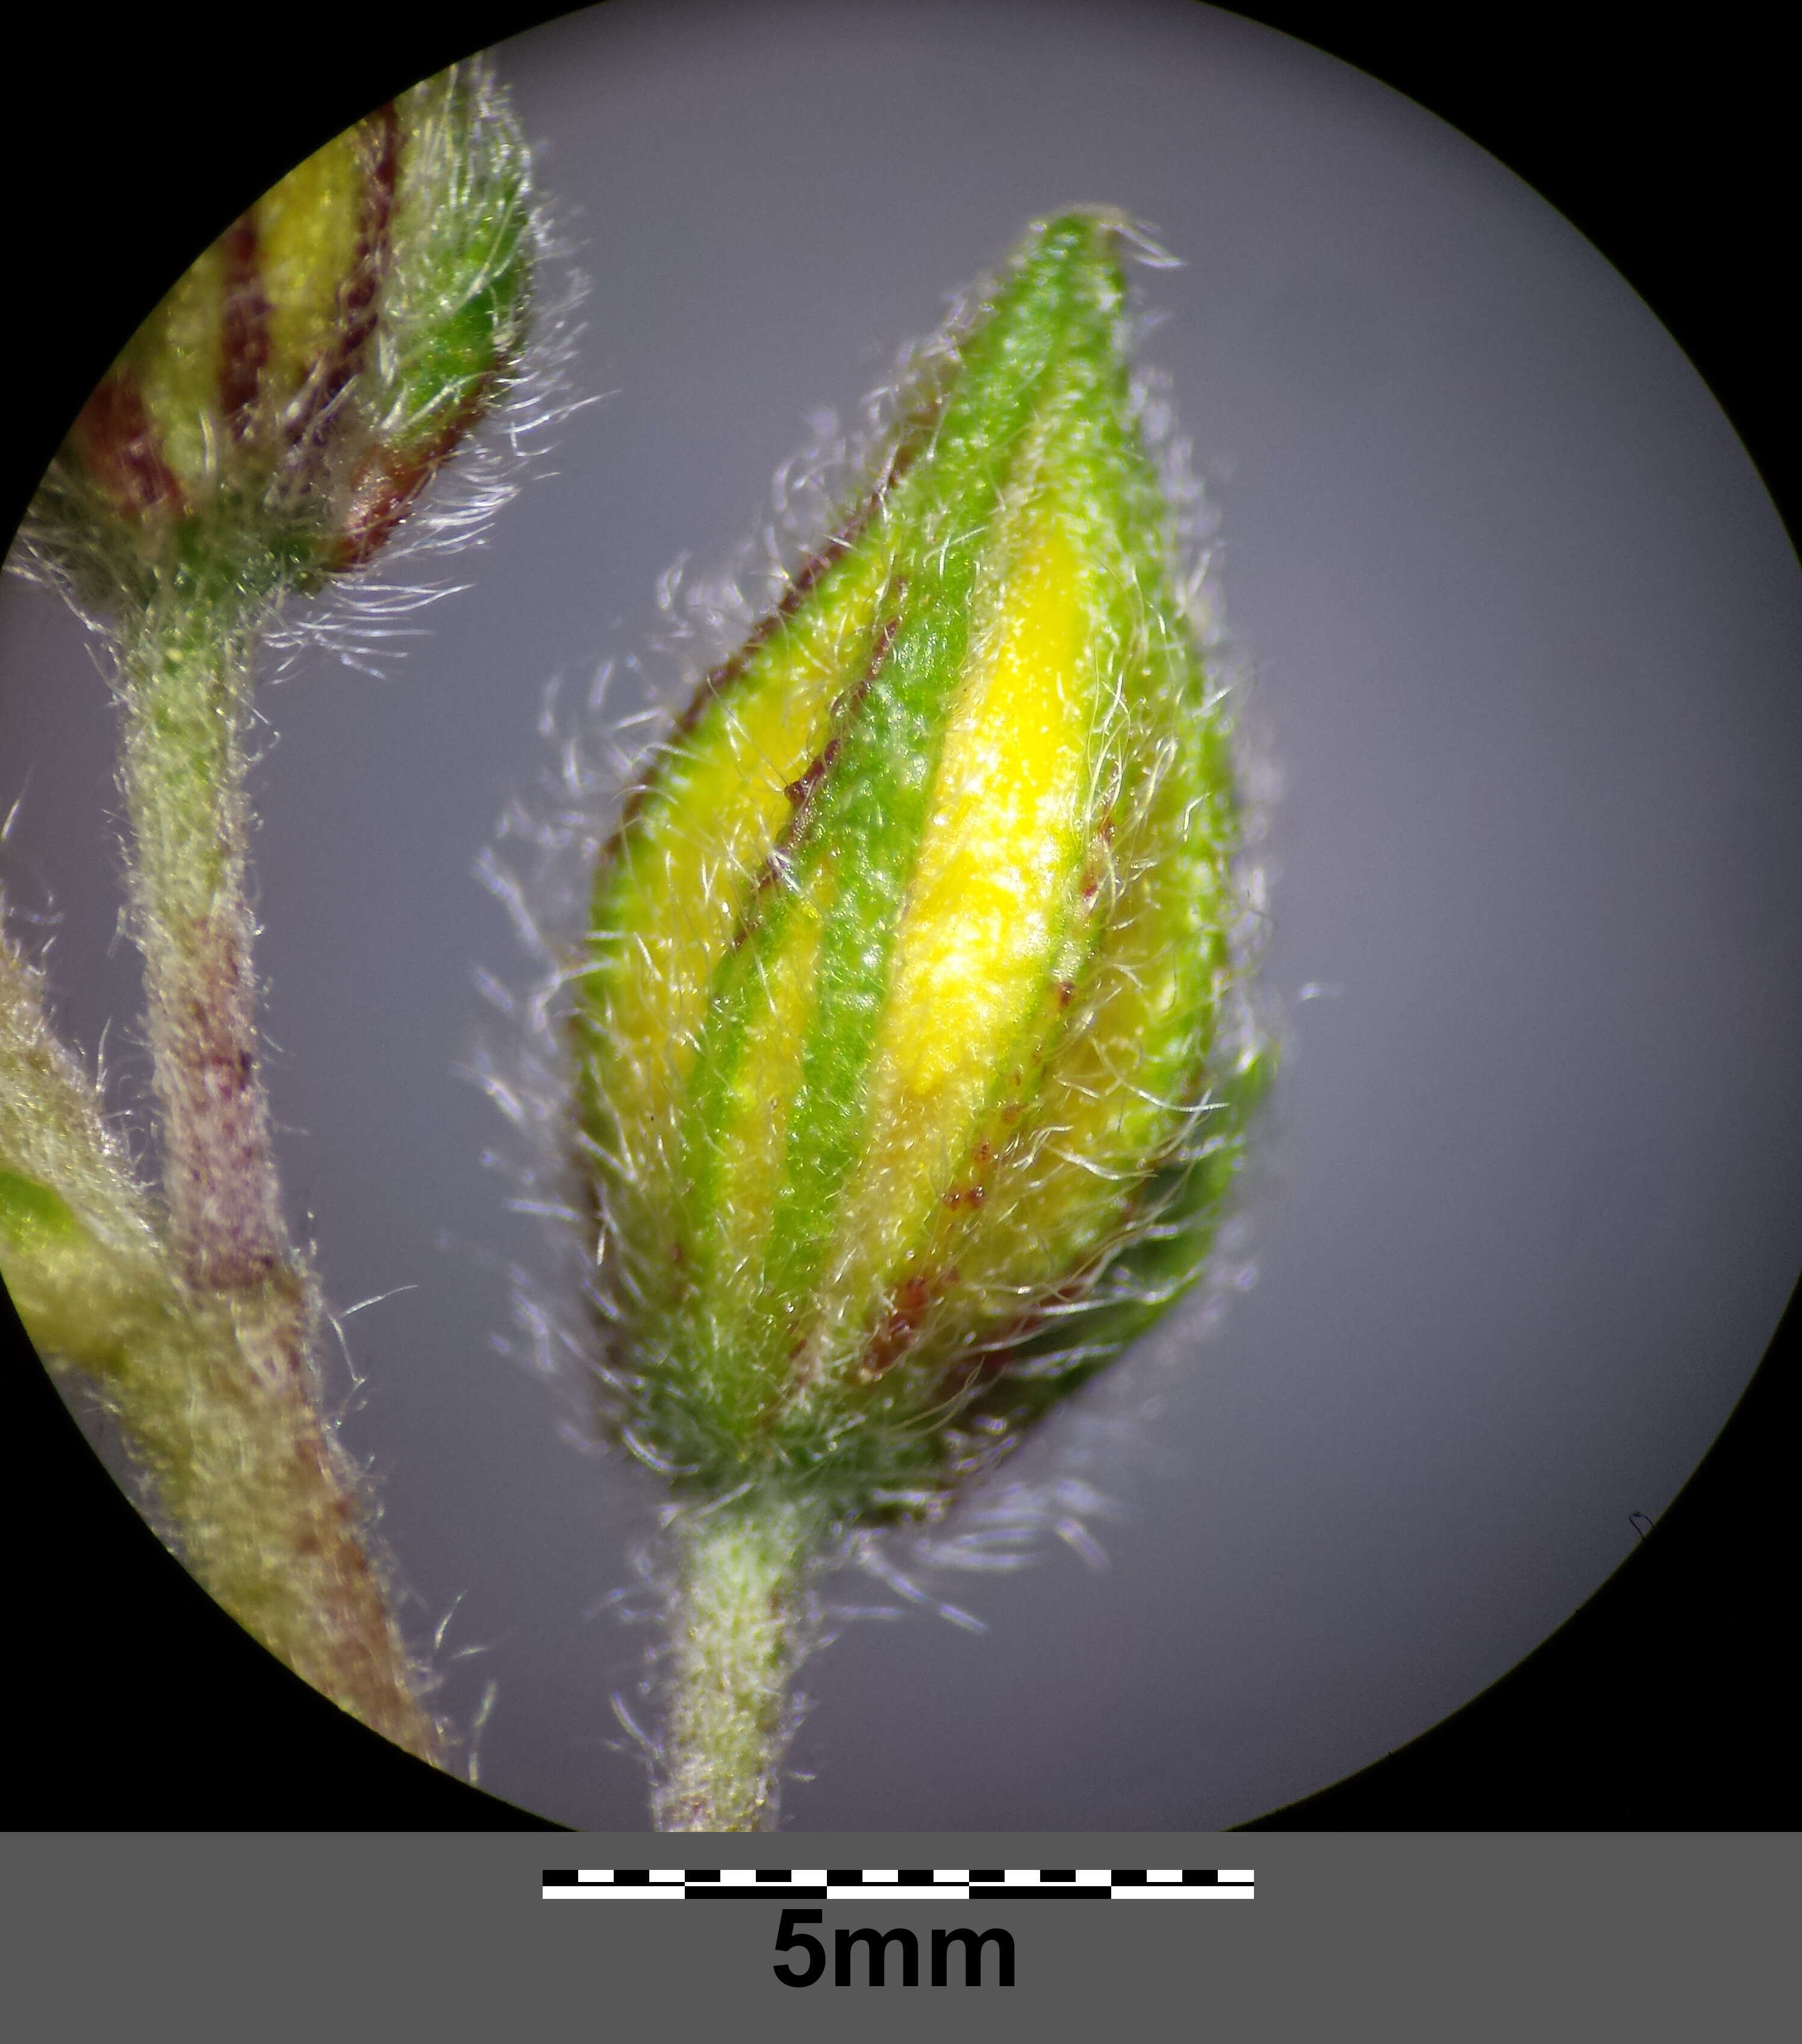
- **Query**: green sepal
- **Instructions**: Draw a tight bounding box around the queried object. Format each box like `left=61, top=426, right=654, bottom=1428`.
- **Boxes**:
left=578, top=212, right=1263, bottom=1519
left=23, top=60, right=534, bottom=611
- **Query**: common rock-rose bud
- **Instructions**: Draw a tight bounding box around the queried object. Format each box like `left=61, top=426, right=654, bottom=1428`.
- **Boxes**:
left=576, top=213, right=1265, bottom=1524
left=32, top=61, right=532, bottom=605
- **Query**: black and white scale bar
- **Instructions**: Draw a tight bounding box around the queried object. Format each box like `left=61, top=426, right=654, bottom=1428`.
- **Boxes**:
left=541, top=1867, right=1253, bottom=1901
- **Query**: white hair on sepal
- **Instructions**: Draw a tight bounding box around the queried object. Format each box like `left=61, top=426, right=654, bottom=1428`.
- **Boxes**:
left=844, top=238, right=1282, bottom=1616
left=864, top=717, right=1276, bottom=1580
left=7, top=63, right=590, bottom=700
left=472, top=217, right=1280, bottom=1683
left=464, top=283, right=974, bottom=1476
left=266, top=141, right=592, bottom=682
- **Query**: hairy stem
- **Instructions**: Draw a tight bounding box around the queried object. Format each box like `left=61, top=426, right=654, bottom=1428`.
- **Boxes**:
left=655, top=1491, right=818, bottom=1831
left=89, top=588, right=444, bottom=1763
left=4, top=909, right=441, bottom=1758
left=114, top=1282, right=444, bottom=1760
left=116, top=591, right=290, bottom=1294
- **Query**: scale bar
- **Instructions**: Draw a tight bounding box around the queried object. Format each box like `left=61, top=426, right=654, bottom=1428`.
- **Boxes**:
left=541, top=1866, right=1254, bottom=1902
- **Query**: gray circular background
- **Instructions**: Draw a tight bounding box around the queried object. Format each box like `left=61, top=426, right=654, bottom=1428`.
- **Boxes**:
left=3, top=0, right=1798, bottom=1830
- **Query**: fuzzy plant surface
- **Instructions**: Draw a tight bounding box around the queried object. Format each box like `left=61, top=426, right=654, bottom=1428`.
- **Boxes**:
left=0, top=59, right=540, bottom=1763
left=568, top=211, right=1267, bottom=1830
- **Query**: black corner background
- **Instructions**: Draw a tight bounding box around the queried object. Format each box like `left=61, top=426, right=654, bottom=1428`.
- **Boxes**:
left=2, top=1, right=1795, bottom=1829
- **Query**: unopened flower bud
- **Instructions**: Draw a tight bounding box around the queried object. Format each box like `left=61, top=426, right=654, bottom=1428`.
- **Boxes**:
left=578, top=214, right=1265, bottom=1519
left=34, top=61, right=532, bottom=605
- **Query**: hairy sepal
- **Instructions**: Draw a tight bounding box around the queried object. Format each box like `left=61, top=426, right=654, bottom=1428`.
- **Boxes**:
left=15, top=60, right=537, bottom=623
left=576, top=213, right=1265, bottom=1518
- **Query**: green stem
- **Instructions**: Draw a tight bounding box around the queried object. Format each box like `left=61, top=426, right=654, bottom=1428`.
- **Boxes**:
left=116, top=589, right=289, bottom=1295
left=655, top=1490, right=820, bottom=1831
left=97, top=584, right=443, bottom=1763
left=110, top=1280, right=445, bottom=1762
left=4, top=908, right=442, bottom=1760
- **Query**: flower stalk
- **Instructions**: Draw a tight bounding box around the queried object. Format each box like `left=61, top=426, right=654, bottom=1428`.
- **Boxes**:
left=653, top=1491, right=820, bottom=1832
left=116, top=589, right=293, bottom=1297
left=113, top=581, right=446, bottom=1756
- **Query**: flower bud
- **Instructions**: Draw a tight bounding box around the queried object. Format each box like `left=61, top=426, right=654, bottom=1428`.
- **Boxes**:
left=34, top=61, right=532, bottom=605
left=577, top=214, right=1265, bottom=1516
